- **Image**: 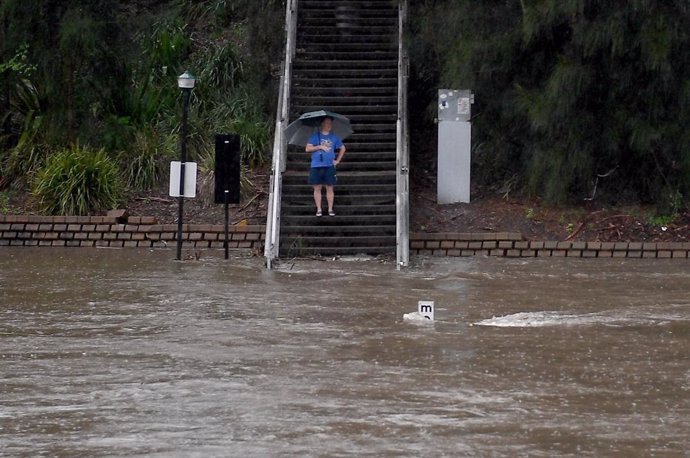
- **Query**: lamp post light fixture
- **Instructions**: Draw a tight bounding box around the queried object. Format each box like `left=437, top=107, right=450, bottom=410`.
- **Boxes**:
left=176, top=70, right=196, bottom=260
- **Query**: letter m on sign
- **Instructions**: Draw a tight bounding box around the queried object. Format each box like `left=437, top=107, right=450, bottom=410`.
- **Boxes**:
left=418, top=301, right=434, bottom=321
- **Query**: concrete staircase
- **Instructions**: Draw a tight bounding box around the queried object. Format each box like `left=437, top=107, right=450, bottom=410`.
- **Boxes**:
left=280, top=0, right=400, bottom=257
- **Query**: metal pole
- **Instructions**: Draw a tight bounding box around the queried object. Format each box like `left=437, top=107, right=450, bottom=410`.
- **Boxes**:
left=176, top=88, right=190, bottom=260
left=224, top=189, right=229, bottom=260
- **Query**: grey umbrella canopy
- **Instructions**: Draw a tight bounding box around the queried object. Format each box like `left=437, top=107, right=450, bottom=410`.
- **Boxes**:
left=284, top=110, right=353, bottom=146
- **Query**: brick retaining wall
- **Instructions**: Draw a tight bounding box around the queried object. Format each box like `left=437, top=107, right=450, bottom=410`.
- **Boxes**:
left=409, top=232, right=690, bottom=259
left=0, top=214, right=264, bottom=252
left=1, top=215, right=688, bottom=258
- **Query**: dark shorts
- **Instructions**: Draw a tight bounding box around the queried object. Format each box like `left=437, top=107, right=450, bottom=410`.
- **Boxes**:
left=308, top=166, right=337, bottom=185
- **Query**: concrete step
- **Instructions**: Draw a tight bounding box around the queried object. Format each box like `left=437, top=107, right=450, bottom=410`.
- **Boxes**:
left=292, top=67, right=397, bottom=78
left=287, top=152, right=396, bottom=163
left=283, top=203, right=396, bottom=214
left=292, top=86, right=396, bottom=97
left=282, top=193, right=395, bottom=205
left=282, top=235, right=396, bottom=247
left=287, top=149, right=396, bottom=159
left=286, top=135, right=395, bottom=146
left=293, top=77, right=397, bottom=87
left=300, top=18, right=397, bottom=29
left=280, top=244, right=395, bottom=257
left=286, top=162, right=396, bottom=173
left=344, top=138, right=395, bottom=147
left=300, top=1, right=397, bottom=13
left=301, top=0, right=395, bottom=3
left=287, top=150, right=397, bottom=160
left=287, top=146, right=396, bottom=156
left=292, top=104, right=396, bottom=114
left=351, top=122, right=398, bottom=129
left=283, top=170, right=396, bottom=184
left=302, top=3, right=396, bottom=11
left=295, top=51, right=398, bottom=64
left=281, top=213, right=396, bottom=226
left=281, top=224, right=396, bottom=235
left=297, top=43, right=397, bottom=53
left=298, top=34, right=395, bottom=44
left=301, top=23, right=397, bottom=31
left=300, top=12, right=397, bottom=21
left=288, top=122, right=396, bottom=134
left=291, top=95, right=398, bottom=106
left=346, top=132, right=397, bottom=141
left=287, top=149, right=396, bottom=158
left=293, top=59, right=397, bottom=69
left=283, top=183, right=396, bottom=194
left=300, top=25, right=397, bottom=35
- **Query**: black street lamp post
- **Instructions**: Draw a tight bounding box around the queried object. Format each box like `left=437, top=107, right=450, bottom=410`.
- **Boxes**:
left=176, top=70, right=195, bottom=260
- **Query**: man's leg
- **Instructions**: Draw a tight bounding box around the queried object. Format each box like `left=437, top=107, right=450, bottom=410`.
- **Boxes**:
left=313, top=185, right=323, bottom=214
left=326, top=185, right=335, bottom=213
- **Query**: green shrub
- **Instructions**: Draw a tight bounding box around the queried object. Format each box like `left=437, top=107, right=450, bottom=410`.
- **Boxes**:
left=231, top=118, right=271, bottom=167
left=120, top=129, right=176, bottom=190
left=196, top=147, right=255, bottom=207
left=648, top=214, right=674, bottom=227
left=0, top=192, right=9, bottom=213
left=33, top=146, right=123, bottom=215
left=3, top=142, right=53, bottom=191
left=2, top=111, right=53, bottom=190
left=207, top=88, right=273, bottom=167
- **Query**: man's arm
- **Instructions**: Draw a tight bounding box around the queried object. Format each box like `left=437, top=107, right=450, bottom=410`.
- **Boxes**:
left=306, top=143, right=326, bottom=153
left=334, top=145, right=346, bottom=165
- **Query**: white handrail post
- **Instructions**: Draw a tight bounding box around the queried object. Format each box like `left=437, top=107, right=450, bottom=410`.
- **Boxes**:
left=265, top=0, right=298, bottom=269
left=396, top=0, right=410, bottom=269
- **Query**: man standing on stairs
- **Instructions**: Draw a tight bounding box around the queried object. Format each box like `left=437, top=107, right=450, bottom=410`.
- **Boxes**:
left=306, top=116, right=346, bottom=217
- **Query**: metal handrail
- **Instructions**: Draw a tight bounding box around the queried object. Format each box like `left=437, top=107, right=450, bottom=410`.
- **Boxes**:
left=265, top=0, right=298, bottom=269
left=396, top=0, right=410, bottom=269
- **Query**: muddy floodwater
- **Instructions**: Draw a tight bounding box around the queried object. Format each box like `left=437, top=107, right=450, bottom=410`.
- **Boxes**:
left=1, top=248, right=688, bottom=457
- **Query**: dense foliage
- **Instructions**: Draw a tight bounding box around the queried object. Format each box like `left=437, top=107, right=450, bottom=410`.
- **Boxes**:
left=3, top=0, right=689, bottom=213
left=0, top=0, right=284, bottom=214
left=409, top=0, right=690, bottom=210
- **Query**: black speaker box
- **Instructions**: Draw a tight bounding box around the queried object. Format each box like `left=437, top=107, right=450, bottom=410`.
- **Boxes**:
left=214, top=134, right=241, bottom=204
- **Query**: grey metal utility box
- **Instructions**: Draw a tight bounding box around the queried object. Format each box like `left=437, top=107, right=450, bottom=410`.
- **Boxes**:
left=437, top=89, right=473, bottom=204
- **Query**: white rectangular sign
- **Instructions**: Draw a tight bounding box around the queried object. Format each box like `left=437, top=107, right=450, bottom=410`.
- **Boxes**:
left=418, top=301, right=434, bottom=321
left=169, top=161, right=197, bottom=198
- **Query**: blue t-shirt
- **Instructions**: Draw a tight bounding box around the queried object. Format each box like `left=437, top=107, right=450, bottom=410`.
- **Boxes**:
left=308, top=132, right=343, bottom=168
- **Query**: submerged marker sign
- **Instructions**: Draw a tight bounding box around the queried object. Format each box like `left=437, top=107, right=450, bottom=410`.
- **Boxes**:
left=418, top=301, right=434, bottom=321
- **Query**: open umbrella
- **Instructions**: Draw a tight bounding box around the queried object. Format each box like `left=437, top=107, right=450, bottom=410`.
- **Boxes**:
left=284, top=110, right=353, bottom=146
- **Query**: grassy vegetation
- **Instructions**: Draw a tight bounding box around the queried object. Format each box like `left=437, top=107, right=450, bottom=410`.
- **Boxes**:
left=0, top=0, right=284, bottom=215
left=33, top=145, right=124, bottom=215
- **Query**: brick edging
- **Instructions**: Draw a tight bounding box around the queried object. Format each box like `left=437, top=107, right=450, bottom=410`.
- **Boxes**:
left=2, top=215, right=687, bottom=258
left=410, top=232, right=690, bottom=259
left=0, top=214, right=265, bottom=251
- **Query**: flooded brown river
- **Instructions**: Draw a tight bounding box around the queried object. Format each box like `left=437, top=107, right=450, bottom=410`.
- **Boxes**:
left=1, top=248, right=688, bottom=457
